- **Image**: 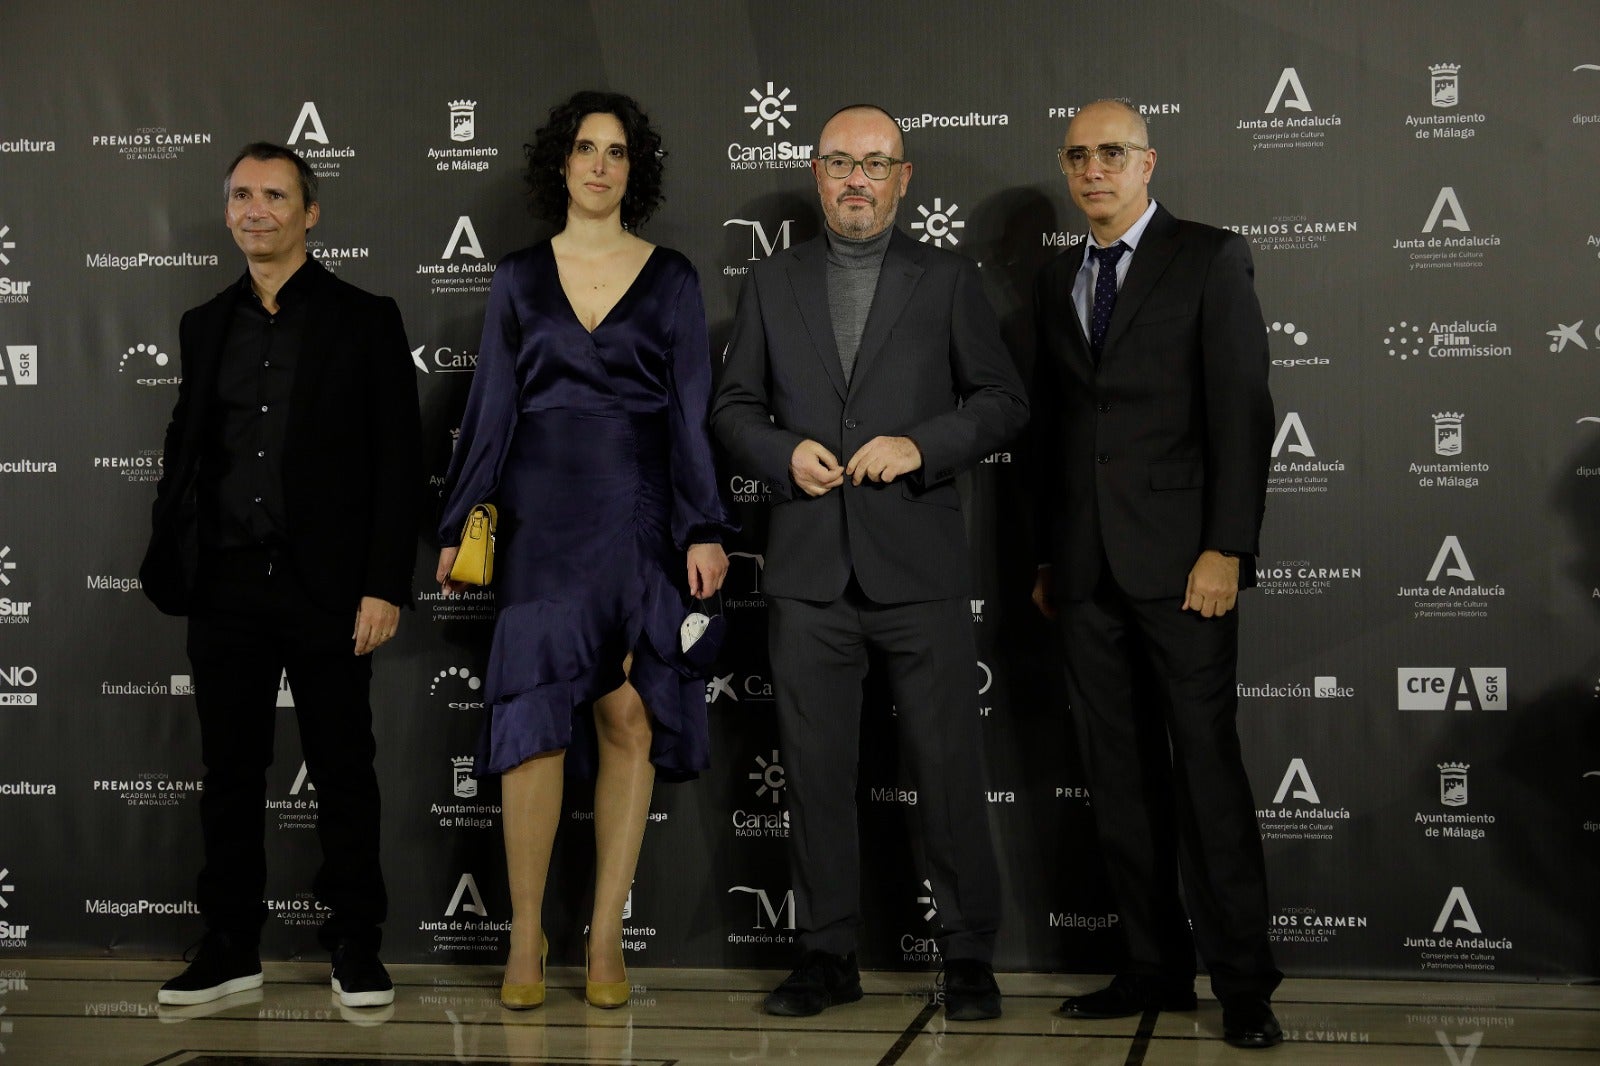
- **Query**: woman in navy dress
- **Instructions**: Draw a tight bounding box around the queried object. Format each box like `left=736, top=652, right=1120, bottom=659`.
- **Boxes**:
left=436, top=91, right=730, bottom=1010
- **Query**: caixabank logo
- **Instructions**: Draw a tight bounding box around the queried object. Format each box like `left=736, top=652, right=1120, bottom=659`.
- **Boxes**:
left=1405, top=886, right=1510, bottom=973
left=728, top=83, right=813, bottom=171
left=1236, top=66, right=1343, bottom=151
left=1397, top=667, right=1506, bottom=711
left=1398, top=536, right=1505, bottom=620
left=1256, top=757, right=1351, bottom=842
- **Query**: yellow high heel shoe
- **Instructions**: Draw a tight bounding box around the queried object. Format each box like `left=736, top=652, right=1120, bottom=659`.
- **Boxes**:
left=584, top=938, right=630, bottom=1009
left=500, top=933, right=549, bottom=1010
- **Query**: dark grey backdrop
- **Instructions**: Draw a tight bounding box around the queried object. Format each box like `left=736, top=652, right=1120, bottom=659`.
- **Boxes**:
left=1, top=1, right=1597, bottom=982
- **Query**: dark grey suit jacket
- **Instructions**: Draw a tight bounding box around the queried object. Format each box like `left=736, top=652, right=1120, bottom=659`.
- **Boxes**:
left=712, top=227, right=1028, bottom=604
left=1032, top=204, right=1274, bottom=601
left=141, top=257, right=422, bottom=616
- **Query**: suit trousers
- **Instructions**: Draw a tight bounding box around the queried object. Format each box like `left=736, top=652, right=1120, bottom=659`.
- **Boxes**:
left=185, top=547, right=387, bottom=953
left=1057, top=566, right=1280, bottom=1001
left=768, top=580, right=1000, bottom=962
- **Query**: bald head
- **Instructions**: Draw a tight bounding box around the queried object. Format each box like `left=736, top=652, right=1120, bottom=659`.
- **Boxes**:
left=1068, top=99, right=1149, bottom=147
left=819, top=104, right=905, bottom=158
left=813, top=103, right=912, bottom=239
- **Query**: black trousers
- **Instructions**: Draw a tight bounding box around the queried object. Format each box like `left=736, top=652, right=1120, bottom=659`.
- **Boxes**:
left=768, top=580, right=1000, bottom=962
left=186, top=548, right=387, bottom=953
left=1057, top=566, right=1280, bottom=1001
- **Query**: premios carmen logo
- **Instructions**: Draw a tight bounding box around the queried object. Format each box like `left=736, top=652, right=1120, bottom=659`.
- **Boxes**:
left=729, top=83, right=813, bottom=171
left=1382, top=319, right=1510, bottom=362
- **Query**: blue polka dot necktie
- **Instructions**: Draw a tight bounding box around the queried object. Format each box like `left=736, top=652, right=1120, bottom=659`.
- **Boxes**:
left=1088, top=241, right=1128, bottom=361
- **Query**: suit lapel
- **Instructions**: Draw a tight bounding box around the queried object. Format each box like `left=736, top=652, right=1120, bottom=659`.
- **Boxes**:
left=784, top=238, right=848, bottom=401
left=1100, top=205, right=1179, bottom=358
left=848, top=229, right=923, bottom=393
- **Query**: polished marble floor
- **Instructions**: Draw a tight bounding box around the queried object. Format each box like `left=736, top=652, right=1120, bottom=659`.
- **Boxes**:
left=1, top=959, right=1596, bottom=1064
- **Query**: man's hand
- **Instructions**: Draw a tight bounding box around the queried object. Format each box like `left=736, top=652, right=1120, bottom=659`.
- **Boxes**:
left=845, top=435, right=922, bottom=486
left=1031, top=565, right=1058, bottom=620
left=687, top=543, right=729, bottom=599
left=353, top=596, right=401, bottom=655
left=1182, top=550, right=1240, bottom=618
left=790, top=439, right=845, bottom=497
left=436, top=546, right=466, bottom=596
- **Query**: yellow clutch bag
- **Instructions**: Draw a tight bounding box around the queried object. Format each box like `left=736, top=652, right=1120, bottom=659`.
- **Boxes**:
left=449, top=503, right=498, bottom=585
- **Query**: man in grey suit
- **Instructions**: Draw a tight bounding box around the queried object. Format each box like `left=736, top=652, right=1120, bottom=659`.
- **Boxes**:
left=712, top=104, right=1027, bottom=1021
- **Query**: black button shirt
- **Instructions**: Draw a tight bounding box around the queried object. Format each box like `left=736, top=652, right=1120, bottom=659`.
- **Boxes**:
left=197, top=265, right=312, bottom=550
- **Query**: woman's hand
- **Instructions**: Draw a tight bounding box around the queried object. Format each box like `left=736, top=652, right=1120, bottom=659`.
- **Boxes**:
left=436, top=546, right=466, bottom=596
left=686, top=543, right=728, bottom=600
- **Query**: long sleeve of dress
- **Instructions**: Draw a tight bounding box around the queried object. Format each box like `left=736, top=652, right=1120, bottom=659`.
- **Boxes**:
left=437, top=256, right=523, bottom=546
left=663, top=265, right=736, bottom=550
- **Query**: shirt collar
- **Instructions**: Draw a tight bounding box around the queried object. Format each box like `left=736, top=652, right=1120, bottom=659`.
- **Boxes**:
left=233, top=256, right=320, bottom=308
left=1079, top=198, right=1159, bottom=271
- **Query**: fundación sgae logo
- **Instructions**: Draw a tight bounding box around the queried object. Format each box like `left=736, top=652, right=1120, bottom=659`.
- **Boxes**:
left=729, top=83, right=813, bottom=171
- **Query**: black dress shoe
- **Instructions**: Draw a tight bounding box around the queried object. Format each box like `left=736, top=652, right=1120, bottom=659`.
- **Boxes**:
left=940, top=958, right=1002, bottom=1020
left=1058, top=974, right=1198, bottom=1018
left=1222, top=997, right=1283, bottom=1048
left=763, top=950, right=863, bottom=1017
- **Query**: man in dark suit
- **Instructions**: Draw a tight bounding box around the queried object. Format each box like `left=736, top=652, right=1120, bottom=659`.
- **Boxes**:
left=713, top=104, right=1027, bottom=1022
left=142, top=143, right=421, bottom=1010
left=1030, top=100, right=1281, bottom=1048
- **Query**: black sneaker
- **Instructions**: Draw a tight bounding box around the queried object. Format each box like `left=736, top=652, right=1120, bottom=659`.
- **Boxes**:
left=330, top=941, right=394, bottom=1007
left=157, top=931, right=264, bottom=1006
left=763, top=950, right=863, bottom=1017
left=940, top=958, right=1002, bottom=1020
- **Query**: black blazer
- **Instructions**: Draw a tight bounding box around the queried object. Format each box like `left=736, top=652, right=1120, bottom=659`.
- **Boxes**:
left=141, top=258, right=423, bottom=616
left=712, top=228, right=1028, bottom=604
left=1032, top=204, right=1274, bottom=601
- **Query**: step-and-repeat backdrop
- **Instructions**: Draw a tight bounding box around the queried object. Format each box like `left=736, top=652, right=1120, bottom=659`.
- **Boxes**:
left=1, top=1, right=1597, bottom=983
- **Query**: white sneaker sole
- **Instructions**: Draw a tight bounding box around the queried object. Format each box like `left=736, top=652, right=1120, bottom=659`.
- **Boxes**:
left=157, top=971, right=264, bottom=1005
left=332, top=977, right=395, bottom=1007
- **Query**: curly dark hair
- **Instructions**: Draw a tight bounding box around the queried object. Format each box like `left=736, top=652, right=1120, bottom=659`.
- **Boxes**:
left=524, top=91, right=665, bottom=230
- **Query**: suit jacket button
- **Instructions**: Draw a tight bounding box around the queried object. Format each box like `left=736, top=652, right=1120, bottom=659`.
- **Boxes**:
left=1096, top=453, right=1110, bottom=464
left=844, top=418, right=859, bottom=429
left=1098, top=402, right=1111, bottom=412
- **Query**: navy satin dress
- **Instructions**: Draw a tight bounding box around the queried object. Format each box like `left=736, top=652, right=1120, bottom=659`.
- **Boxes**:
left=439, top=241, right=733, bottom=780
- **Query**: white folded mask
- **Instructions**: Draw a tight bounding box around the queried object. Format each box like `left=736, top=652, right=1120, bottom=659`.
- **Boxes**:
left=680, top=611, right=711, bottom=652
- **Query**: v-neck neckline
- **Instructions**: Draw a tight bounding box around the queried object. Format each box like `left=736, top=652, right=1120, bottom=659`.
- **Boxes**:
left=549, top=242, right=658, bottom=335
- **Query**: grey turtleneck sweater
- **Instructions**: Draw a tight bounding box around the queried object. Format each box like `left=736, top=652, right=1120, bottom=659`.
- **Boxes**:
left=824, top=224, right=893, bottom=382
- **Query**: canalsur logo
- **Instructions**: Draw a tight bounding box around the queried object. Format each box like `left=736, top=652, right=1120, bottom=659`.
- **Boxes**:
left=1409, top=411, right=1488, bottom=490
left=431, top=666, right=484, bottom=710
left=733, top=750, right=789, bottom=839
left=419, top=216, right=493, bottom=296
left=287, top=101, right=356, bottom=178
left=910, top=198, right=965, bottom=248
left=0, top=665, right=38, bottom=706
left=901, top=879, right=942, bottom=963
left=728, top=470, right=773, bottom=503
left=1399, top=536, right=1505, bottom=620
left=1236, top=66, right=1342, bottom=150
left=0, top=225, right=30, bottom=304
left=1264, top=318, right=1329, bottom=368
left=1394, top=187, right=1500, bottom=270
left=0, top=867, right=27, bottom=948
left=0, top=548, right=33, bottom=626
left=1255, top=559, right=1362, bottom=598
left=1397, top=667, right=1507, bottom=711
left=1404, top=887, right=1509, bottom=973
left=90, top=125, right=213, bottom=162
left=729, top=83, right=813, bottom=171
left=428, top=100, right=498, bottom=174
left=1547, top=319, right=1599, bottom=353
left=1403, top=64, right=1486, bottom=139
left=977, top=660, right=993, bottom=717
left=409, top=343, right=478, bottom=374
left=1228, top=215, right=1357, bottom=253
left=1271, top=905, right=1369, bottom=946
left=1257, top=758, right=1351, bottom=841
left=117, top=342, right=178, bottom=386
left=721, top=218, right=795, bottom=276
left=1268, top=412, right=1345, bottom=494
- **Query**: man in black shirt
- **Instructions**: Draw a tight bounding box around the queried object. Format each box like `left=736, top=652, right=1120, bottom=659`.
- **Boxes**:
left=142, top=143, right=421, bottom=1010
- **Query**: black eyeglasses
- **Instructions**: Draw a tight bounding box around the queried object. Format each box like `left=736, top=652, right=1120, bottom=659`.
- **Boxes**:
left=1057, top=142, right=1149, bottom=175
left=816, top=153, right=906, bottom=181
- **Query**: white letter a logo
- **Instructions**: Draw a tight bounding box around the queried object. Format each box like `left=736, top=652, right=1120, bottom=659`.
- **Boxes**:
left=289, top=102, right=329, bottom=145
left=445, top=873, right=488, bottom=917
left=1271, top=758, right=1320, bottom=805
left=1423, top=187, right=1470, bottom=233
left=1426, top=536, right=1475, bottom=582
left=1271, top=412, right=1315, bottom=457
left=1431, top=885, right=1482, bottom=934
left=1266, top=67, right=1312, bottom=113
left=443, top=216, right=485, bottom=260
